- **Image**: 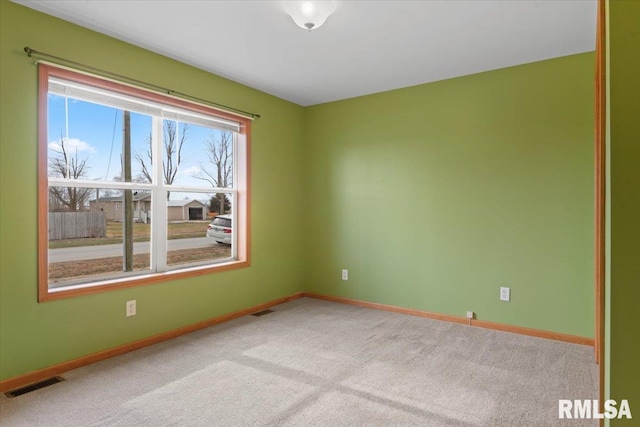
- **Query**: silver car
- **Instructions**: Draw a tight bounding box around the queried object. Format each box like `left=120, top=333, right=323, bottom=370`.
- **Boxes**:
left=206, top=214, right=232, bottom=244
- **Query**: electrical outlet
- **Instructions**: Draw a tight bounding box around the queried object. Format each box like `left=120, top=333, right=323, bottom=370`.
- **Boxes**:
left=126, top=300, right=136, bottom=317
left=466, top=311, right=474, bottom=319
left=341, top=269, right=348, bottom=280
left=500, top=287, right=510, bottom=302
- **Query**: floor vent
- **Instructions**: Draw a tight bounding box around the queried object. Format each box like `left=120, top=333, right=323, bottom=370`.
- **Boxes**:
left=4, top=377, right=65, bottom=398
left=251, top=309, right=274, bottom=317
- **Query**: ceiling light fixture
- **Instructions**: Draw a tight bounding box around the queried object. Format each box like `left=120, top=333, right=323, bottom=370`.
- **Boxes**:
left=283, top=1, right=337, bottom=31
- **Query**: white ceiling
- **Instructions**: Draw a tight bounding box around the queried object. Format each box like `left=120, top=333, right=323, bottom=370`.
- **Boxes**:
left=15, top=0, right=597, bottom=106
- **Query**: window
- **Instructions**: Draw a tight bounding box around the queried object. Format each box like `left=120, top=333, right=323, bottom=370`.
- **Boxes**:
left=38, top=64, right=250, bottom=301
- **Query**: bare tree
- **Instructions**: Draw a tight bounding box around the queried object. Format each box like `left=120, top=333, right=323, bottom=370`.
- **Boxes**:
left=135, top=121, right=188, bottom=199
left=194, top=131, right=233, bottom=214
left=48, top=136, right=92, bottom=211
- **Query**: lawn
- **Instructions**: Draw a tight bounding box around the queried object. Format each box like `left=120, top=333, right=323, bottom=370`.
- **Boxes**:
left=49, top=245, right=231, bottom=283
left=49, top=220, right=210, bottom=249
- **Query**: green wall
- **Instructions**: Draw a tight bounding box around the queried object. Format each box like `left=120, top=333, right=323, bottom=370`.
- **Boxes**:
left=304, top=53, right=595, bottom=338
left=0, top=0, right=598, bottom=384
left=0, top=1, right=306, bottom=380
left=607, top=0, right=640, bottom=424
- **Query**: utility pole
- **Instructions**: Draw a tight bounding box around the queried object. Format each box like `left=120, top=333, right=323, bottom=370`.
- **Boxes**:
left=123, top=110, right=133, bottom=272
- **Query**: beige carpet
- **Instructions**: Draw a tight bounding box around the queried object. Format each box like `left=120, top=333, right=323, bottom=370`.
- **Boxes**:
left=0, top=298, right=598, bottom=426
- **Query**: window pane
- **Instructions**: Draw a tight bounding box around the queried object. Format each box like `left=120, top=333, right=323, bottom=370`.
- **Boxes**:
left=162, top=120, right=234, bottom=188
left=165, top=192, right=233, bottom=269
left=47, top=93, right=152, bottom=183
left=48, top=187, right=151, bottom=288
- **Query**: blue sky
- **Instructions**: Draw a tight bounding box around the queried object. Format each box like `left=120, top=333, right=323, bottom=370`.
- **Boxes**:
left=48, top=94, right=229, bottom=202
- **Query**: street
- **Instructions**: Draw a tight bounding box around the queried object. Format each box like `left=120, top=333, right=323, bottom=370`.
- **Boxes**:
left=49, top=237, right=214, bottom=263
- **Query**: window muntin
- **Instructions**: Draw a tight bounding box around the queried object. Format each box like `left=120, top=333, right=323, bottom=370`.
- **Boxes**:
left=39, top=64, right=250, bottom=300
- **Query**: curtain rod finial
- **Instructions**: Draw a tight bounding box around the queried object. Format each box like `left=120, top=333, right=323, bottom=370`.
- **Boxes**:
left=24, top=47, right=34, bottom=57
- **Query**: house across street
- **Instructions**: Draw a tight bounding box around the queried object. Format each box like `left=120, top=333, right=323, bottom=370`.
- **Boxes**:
left=89, top=194, right=208, bottom=222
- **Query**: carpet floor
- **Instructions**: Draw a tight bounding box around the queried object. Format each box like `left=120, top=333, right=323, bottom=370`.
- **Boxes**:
left=0, top=297, right=598, bottom=426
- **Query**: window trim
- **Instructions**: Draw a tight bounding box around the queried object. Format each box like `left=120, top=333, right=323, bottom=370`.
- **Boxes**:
left=38, top=64, right=251, bottom=302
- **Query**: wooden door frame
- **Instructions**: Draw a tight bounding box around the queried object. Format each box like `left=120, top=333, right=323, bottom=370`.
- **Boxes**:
left=594, top=0, right=605, bottom=424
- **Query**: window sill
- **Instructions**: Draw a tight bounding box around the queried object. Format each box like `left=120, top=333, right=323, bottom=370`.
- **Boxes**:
left=38, top=259, right=250, bottom=302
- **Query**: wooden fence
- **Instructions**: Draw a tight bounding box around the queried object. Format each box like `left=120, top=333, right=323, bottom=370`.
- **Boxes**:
left=49, top=212, right=107, bottom=240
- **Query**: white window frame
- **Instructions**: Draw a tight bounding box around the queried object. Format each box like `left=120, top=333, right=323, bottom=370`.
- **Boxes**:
left=38, top=64, right=251, bottom=302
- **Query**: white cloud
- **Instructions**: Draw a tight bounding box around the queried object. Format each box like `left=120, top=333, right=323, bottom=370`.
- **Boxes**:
left=48, top=138, right=96, bottom=153
left=181, top=166, right=202, bottom=176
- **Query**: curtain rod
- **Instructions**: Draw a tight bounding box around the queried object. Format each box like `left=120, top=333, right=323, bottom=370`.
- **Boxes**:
left=24, top=47, right=261, bottom=119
